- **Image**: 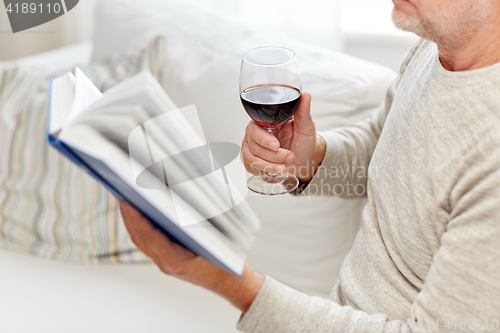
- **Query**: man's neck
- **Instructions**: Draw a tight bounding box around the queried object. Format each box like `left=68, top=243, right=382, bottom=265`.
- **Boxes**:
left=437, top=19, right=500, bottom=72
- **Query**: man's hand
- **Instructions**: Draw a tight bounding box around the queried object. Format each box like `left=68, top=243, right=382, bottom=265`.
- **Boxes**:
left=241, top=92, right=326, bottom=183
left=119, top=201, right=264, bottom=312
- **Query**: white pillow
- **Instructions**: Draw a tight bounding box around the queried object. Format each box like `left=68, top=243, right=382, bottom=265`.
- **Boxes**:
left=93, top=0, right=397, bottom=297
left=0, top=37, right=166, bottom=264
left=15, top=42, right=92, bottom=71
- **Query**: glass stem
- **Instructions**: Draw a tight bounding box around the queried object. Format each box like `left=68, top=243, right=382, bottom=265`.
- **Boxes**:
left=266, top=128, right=279, bottom=180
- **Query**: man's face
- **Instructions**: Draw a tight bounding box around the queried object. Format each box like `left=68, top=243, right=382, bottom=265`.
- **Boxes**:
left=391, top=0, right=495, bottom=46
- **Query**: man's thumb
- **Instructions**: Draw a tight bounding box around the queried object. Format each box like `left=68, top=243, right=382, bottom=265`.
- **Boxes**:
left=293, top=93, right=315, bottom=135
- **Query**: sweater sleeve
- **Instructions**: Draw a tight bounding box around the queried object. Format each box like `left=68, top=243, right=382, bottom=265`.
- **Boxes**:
left=299, top=84, right=395, bottom=198
left=296, top=39, right=425, bottom=199
left=237, top=142, right=500, bottom=333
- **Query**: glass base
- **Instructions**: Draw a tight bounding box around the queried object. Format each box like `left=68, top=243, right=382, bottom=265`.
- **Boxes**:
left=247, top=173, right=299, bottom=196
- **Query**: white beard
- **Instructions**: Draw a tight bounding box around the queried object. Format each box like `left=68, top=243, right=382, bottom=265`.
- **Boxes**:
left=391, top=1, right=493, bottom=47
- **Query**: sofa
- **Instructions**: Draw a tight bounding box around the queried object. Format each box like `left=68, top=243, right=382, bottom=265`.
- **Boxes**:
left=0, top=1, right=396, bottom=332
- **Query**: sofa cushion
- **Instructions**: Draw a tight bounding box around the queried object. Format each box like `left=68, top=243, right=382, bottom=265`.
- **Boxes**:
left=0, top=37, right=166, bottom=263
left=92, top=0, right=397, bottom=297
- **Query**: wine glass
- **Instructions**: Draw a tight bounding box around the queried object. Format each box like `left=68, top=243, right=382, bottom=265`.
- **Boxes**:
left=240, top=46, right=302, bottom=195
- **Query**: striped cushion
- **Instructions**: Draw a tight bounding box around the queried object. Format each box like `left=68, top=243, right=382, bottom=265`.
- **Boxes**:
left=0, top=37, right=165, bottom=263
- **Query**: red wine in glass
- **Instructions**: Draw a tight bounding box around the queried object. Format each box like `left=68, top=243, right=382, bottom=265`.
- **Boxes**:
left=240, top=46, right=302, bottom=195
left=240, top=84, right=301, bottom=129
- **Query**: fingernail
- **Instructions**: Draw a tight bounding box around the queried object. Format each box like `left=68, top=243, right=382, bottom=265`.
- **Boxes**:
left=276, top=165, right=286, bottom=173
left=270, top=142, right=279, bottom=151
left=286, top=154, right=294, bottom=163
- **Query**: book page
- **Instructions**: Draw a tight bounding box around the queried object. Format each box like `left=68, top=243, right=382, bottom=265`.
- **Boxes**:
left=78, top=104, right=255, bottom=247
left=65, top=70, right=258, bottom=247
left=74, top=105, right=151, bottom=153
left=49, top=72, right=75, bottom=135
left=133, top=107, right=258, bottom=247
left=65, top=67, right=103, bottom=126
left=59, top=124, right=246, bottom=275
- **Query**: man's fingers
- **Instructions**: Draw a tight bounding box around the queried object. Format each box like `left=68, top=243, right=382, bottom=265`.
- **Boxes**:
left=293, top=93, right=316, bottom=136
left=247, top=138, right=295, bottom=164
left=119, top=201, right=198, bottom=276
left=120, top=201, right=178, bottom=263
left=241, top=143, right=287, bottom=174
left=245, top=121, right=280, bottom=151
left=120, top=201, right=159, bottom=242
left=120, top=201, right=161, bottom=261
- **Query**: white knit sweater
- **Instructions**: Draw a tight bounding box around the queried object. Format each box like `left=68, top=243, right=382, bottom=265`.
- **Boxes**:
left=237, top=39, right=500, bottom=332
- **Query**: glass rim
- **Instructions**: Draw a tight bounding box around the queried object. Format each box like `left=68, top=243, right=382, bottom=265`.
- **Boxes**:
left=242, top=46, right=297, bottom=67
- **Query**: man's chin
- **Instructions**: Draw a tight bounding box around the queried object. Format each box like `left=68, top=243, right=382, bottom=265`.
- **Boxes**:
left=392, top=10, right=437, bottom=43
left=391, top=8, right=412, bottom=32
left=391, top=8, right=423, bottom=34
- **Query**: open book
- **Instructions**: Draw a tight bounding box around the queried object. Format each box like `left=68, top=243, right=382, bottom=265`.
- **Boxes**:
left=47, top=68, right=259, bottom=276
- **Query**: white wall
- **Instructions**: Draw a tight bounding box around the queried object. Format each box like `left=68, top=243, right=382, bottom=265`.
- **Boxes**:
left=0, top=0, right=418, bottom=72
left=341, top=0, right=418, bottom=72
left=344, top=35, right=417, bottom=73
left=180, top=0, right=345, bottom=51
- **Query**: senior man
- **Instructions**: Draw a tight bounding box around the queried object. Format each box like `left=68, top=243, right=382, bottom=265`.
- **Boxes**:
left=119, top=0, right=500, bottom=331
